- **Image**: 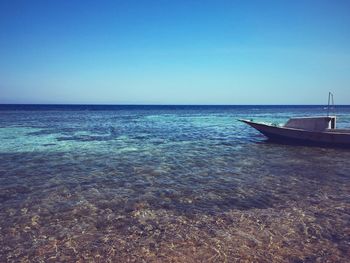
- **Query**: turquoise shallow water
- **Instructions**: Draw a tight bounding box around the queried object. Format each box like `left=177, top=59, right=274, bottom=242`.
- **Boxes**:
left=0, top=105, right=350, bottom=262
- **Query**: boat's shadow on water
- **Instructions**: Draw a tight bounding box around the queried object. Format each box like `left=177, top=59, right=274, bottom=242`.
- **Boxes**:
left=256, top=137, right=350, bottom=150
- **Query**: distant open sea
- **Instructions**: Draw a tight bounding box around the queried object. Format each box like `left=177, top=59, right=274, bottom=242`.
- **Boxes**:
left=1, top=105, right=350, bottom=262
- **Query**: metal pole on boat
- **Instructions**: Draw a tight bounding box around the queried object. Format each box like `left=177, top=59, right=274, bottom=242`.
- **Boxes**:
left=327, top=92, right=334, bottom=117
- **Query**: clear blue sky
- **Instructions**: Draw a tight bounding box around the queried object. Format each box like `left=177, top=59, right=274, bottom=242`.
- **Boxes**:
left=1, top=0, right=350, bottom=104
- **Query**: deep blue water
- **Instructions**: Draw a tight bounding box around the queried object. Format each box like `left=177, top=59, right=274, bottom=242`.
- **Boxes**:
left=0, top=105, right=350, bottom=262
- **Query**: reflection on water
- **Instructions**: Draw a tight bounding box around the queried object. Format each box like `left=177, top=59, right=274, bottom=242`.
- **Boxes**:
left=0, top=106, right=350, bottom=262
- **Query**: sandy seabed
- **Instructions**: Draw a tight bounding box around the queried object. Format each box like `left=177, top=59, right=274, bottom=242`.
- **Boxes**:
left=1, top=183, right=349, bottom=263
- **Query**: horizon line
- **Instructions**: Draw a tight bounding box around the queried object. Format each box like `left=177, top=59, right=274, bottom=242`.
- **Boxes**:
left=0, top=103, right=349, bottom=106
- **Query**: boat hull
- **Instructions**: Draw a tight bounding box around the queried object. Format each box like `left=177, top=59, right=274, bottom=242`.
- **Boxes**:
left=240, top=120, right=350, bottom=147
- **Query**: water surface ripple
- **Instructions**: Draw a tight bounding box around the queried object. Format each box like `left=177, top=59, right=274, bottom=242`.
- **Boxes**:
left=0, top=105, right=350, bottom=262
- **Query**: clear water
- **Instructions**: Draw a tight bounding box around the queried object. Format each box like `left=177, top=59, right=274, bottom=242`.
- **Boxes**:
left=0, top=105, right=350, bottom=262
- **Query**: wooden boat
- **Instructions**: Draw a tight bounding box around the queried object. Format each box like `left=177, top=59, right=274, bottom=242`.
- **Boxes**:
left=240, top=116, right=350, bottom=147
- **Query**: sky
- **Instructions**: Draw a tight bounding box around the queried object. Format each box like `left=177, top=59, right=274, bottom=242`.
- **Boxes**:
left=1, top=0, right=350, bottom=104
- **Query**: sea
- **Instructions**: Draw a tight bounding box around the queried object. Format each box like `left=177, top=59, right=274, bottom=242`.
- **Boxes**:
left=0, top=105, right=350, bottom=262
